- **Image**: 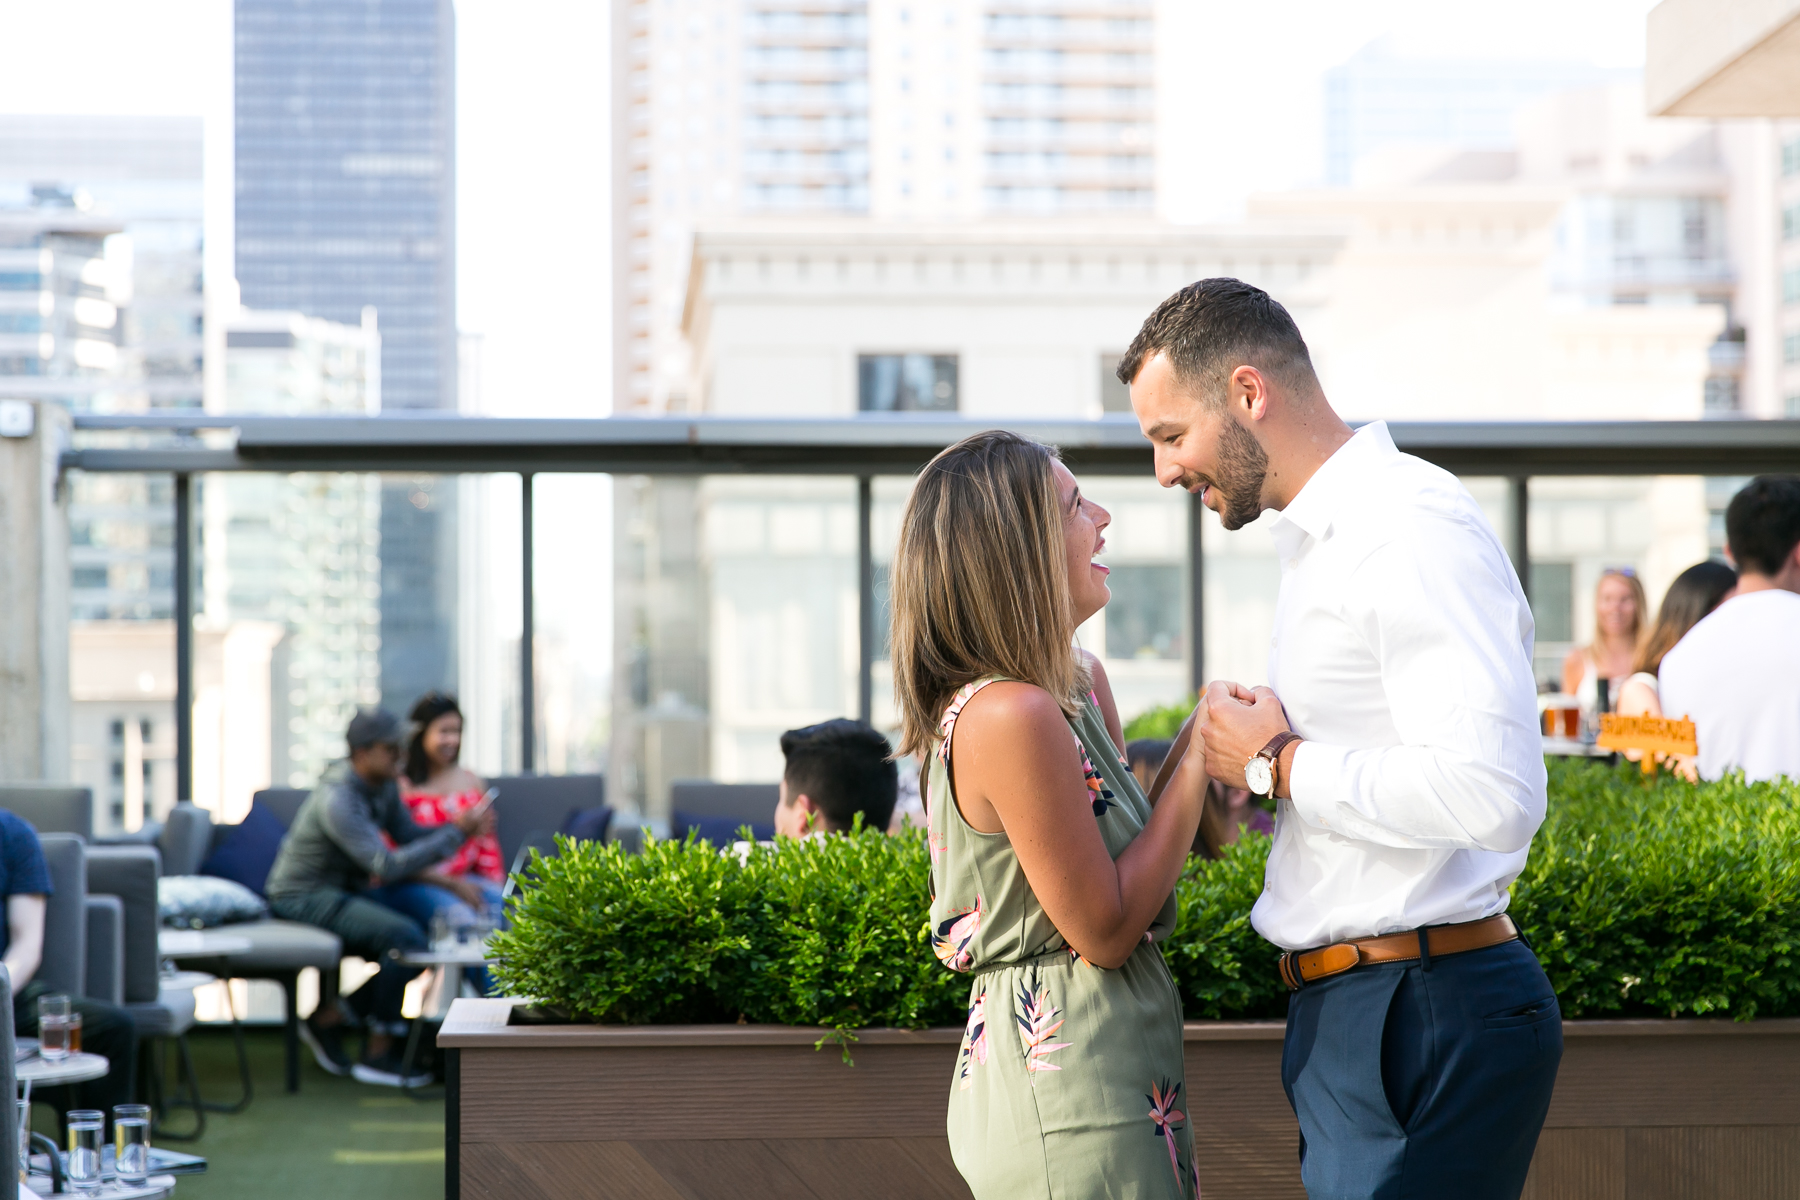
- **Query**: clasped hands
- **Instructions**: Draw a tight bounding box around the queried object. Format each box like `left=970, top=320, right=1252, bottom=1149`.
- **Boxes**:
left=1192, top=679, right=1293, bottom=792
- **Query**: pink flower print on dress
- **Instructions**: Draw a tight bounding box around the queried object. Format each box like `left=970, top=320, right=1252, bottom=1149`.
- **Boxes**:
left=1014, top=983, right=1072, bottom=1083
left=1077, top=737, right=1117, bottom=818
left=1147, top=1078, right=1190, bottom=1192
left=958, top=990, right=988, bottom=1091
left=931, top=899, right=983, bottom=972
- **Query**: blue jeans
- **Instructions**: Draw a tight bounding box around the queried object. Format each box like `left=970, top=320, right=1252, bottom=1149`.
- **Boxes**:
left=364, top=878, right=504, bottom=996
left=1282, top=938, right=1562, bottom=1200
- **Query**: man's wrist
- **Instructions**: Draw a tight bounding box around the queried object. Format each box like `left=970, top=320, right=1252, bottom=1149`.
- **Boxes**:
left=1275, top=738, right=1302, bottom=800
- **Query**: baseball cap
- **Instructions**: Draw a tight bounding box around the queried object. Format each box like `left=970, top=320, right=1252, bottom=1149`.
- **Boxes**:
left=346, top=707, right=404, bottom=751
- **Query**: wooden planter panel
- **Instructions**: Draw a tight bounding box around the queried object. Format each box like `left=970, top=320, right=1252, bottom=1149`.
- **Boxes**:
left=443, top=1002, right=1800, bottom=1200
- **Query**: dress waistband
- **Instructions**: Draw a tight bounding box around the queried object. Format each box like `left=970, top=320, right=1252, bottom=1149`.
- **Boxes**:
left=971, top=945, right=1072, bottom=977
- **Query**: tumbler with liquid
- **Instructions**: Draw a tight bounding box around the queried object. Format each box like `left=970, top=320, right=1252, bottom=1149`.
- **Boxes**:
left=65, top=1110, right=104, bottom=1193
left=38, top=993, right=76, bottom=1061
left=15, top=1099, right=27, bottom=1186
left=114, top=1103, right=152, bottom=1185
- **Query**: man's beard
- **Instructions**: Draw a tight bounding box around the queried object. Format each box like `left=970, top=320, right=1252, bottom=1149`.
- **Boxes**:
left=1180, top=418, right=1268, bottom=531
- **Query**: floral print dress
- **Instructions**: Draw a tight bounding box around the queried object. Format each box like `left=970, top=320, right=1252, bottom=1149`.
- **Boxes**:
left=928, top=678, right=1199, bottom=1200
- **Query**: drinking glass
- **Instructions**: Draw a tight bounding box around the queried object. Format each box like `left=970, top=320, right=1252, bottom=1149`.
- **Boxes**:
left=113, top=1104, right=152, bottom=1185
left=429, top=911, right=450, bottom=950
left=65, top=1110, right=104, bottom=1193
left=37, top=994, right=72, bottom=1061
left=16, top=1099, right=28, bottom=1186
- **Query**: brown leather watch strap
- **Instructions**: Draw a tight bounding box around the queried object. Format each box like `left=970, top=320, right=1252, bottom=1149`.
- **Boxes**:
left=1258, top=731, right=1303, bottom=793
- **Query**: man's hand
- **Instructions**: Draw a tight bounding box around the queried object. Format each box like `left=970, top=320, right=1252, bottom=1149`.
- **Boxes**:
left=1193, top=680, right=1292, bottom=791
left=454, top=799, right=497, bottom=839
left=420, top=871, right=489, bottom=911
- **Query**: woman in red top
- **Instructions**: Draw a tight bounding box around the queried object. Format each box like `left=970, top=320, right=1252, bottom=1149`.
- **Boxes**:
left=364, top=693, right=505, bottom=993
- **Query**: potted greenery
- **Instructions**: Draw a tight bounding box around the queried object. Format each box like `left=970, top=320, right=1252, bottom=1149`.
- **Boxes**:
left=442, top=761, right=1800, bottom=1200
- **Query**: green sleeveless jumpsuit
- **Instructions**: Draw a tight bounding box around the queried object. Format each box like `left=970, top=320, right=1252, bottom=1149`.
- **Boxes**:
left=927, top=678, right=1199, bottom=1200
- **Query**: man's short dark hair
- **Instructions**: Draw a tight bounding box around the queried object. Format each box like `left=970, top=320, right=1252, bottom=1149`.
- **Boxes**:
left=780, top=719, right=897, bottom=833
left=1116, top=277, right=1317, bottom=404
left=1726, top=475, right=1800, bottom=577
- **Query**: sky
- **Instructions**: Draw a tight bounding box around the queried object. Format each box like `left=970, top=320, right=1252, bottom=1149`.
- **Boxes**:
left=0, top=0, right=1662, bottom=718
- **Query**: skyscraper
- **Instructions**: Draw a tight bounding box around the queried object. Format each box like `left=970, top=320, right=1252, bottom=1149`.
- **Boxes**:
left=1323, top=40, right=1629, bottom=187
left=235, top=0, right=459, bottom=714
left=0, top=116, right=206, bottom=622
left=611, top=0, right=1154, bottom=412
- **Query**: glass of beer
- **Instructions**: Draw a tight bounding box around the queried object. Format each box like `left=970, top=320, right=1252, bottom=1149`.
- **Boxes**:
left=38, top=994, right=74, bottom=1061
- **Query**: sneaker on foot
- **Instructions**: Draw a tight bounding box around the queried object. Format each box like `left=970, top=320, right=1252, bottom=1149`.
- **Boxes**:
left=298, top=1014, right=352, bottom=1077
left=351, top=1050, right=432, bottom=1089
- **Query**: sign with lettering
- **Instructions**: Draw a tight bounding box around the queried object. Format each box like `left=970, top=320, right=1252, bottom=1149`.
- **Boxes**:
left=1597, top=714, right=1698, bottom=773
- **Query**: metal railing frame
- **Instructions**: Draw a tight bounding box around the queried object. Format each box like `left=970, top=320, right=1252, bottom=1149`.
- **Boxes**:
left=61, top=413, right=1800, bottom=800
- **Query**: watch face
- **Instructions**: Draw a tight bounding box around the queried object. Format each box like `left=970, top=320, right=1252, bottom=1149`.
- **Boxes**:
left=1245, top=755, right=1274, bottom=797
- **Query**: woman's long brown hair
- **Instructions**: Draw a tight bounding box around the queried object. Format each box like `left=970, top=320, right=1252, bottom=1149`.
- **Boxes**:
left=892, top=431, right=1090, bottom=758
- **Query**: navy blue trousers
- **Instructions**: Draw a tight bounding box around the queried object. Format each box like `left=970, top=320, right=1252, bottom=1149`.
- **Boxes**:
left=1281, top=938, right=1562, bottom=1200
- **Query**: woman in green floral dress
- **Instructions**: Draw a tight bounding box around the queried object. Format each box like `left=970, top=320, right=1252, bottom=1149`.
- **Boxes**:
left=891, top=431, right=1211, bottom=1200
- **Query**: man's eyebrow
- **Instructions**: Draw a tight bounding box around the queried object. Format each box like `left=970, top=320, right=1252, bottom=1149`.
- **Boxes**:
left=1144, top=420, right=1184, bottom=440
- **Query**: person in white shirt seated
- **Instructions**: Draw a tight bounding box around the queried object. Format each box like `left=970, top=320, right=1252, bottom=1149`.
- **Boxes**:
left=1657, top=476, right=1800, bottom=783
left=1119, top=277, right=1559, bottom=1200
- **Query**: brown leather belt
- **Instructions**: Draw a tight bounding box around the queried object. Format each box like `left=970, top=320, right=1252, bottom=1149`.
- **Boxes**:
left=1277, top=914, right=1520, bottom=991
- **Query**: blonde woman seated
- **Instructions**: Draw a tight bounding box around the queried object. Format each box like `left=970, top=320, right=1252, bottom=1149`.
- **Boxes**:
left=1561, top=568, right=1646, bottom=715
left=892, top=430, right=1209, bottom=1200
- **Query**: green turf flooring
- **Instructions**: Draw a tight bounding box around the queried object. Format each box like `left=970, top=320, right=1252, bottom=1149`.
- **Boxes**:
left=34, top=1027, right=445, bottom=1200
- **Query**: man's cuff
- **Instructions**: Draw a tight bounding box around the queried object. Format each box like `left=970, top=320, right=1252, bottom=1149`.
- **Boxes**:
left=1287, top=740, right=1350, bottom=829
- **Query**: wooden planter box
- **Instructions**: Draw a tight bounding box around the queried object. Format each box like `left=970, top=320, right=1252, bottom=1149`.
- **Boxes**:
left=441, top=1000, right=1800, bottom=1200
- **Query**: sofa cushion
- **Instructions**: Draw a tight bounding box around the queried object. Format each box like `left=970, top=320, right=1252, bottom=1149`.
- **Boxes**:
left=199, top=802, right=287, bottom=896
left=84, top=845, right=163, bottom=1004
left=189, top=919, right=342, bottom=973
left=158, top=875, right=269, bottom=929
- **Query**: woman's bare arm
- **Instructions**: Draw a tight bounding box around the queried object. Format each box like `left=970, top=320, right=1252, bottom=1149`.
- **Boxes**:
left=1084, top=652, right=1126, bottom=754
left=952, top=682, right=1207, bottom=968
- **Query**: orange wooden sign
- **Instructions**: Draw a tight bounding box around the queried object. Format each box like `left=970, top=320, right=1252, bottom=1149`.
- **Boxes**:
left=1597, top=714, right=1698, bottom=773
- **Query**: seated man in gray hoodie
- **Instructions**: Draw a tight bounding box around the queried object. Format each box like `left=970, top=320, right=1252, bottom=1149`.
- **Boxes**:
left=266, top=707, right=496, bottom=1087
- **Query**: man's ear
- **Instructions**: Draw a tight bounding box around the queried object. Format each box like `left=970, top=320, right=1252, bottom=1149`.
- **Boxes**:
left=794, top=793, right=822, bottom=831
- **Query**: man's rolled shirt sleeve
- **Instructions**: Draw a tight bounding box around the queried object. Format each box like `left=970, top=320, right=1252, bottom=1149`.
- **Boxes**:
left=319, top=786, right=466, bottom=884
left=1285, top=521, right=1547, bottom=854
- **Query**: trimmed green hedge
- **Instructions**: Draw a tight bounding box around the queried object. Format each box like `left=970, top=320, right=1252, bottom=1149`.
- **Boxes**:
left=489, top=760, right=1800, bottom=1027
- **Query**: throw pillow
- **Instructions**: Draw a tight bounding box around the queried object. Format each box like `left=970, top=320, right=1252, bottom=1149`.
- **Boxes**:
left=198, top=800, right=289, bottom=895
left=159, top=875, right=269, bottom=929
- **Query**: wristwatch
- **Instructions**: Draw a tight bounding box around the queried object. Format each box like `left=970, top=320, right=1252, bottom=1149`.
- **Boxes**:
left=1245, top=731, right=1304, bottom=799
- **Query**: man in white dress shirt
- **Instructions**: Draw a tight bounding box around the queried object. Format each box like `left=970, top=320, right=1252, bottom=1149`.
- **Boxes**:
left=1658, top=476, right=1800, bottom=783
left=1120, top=279, right=1560, bottom=1200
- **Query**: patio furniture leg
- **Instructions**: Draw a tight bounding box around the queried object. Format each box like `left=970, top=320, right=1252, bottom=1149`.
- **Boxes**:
left=281, top=971, right=301, bottom=1093
left=151, top=1035, right=206, bottom=1142
left=200, top=979, right=254, bottom=1113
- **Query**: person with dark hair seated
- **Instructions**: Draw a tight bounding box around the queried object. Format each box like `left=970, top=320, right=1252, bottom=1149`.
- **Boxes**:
left=1128, top=737, right=1273, bottom=859
left=1659, top=475, right=1800, bottom=782
left=0, top=810, right=138, bottom=1116
left=266, top=707, right=496, bottom=1086
left=772, top=719, right=899, bottom=838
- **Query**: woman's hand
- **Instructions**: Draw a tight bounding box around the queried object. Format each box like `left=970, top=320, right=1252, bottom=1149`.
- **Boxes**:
left=953, top=682, right=1208, bottom=968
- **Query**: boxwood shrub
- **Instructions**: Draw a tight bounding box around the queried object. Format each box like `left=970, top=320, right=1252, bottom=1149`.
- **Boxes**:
left=489, top=759, right=1800, bottom=1028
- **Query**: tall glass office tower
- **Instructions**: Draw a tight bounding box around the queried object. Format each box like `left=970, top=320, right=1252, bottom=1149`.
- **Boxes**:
left=234, top=0, right=459, bottom=715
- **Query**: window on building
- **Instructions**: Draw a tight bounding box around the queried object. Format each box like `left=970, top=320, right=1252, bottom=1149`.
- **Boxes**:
left=1787, top=393, right=1800, bottom=418
left=1784, top=137, right=1800, bottom=177
left=1785, top=267, right=1800, bottom=306
left=1786, top=204, right=1800, bottom=241
left=1530, top=562, right=1575, bottom=644
left=1704, top=375, right=1741, bottom=414
left=1099, top=353, right=1132, bottom=412
left=1787, top=332, right=1800, bottom=365
left=1104, top=564, right=1185, bottom=661
left=857, top=354, right=958, bottom=412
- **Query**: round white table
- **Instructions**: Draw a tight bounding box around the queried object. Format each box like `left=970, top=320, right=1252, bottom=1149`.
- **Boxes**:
left=25, top=1172, right=176, bottom=1198
left=17, top=1050, right=110, bottom=1087
left=158, top=929, right=253, bottom=958
left=396, top=944, right=497, bottom=1092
